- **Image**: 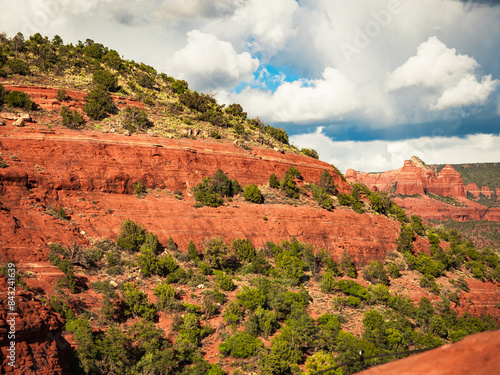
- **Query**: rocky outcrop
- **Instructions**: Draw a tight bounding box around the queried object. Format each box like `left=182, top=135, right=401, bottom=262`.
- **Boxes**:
left=347, top=157, right=500, bottom=222
left=0, top=118, right=402, bottom=265
left=428, top=164, right=466, bottom=197
left=347, top=157, right=466, bottom=198
left=358, top=329, right=500, bottom=375
left=0, top=289, right=71, bottom=374
left=465, top=183, right=481, bottom=197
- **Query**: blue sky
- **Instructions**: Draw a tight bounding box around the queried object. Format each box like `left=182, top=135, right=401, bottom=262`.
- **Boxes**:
left=1, top=0, right=499, bottom=172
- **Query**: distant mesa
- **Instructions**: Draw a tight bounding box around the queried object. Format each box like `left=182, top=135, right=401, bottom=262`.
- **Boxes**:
left=347, top=156, right=499, bottom=223
left=346, top=156, right=465, bottom=197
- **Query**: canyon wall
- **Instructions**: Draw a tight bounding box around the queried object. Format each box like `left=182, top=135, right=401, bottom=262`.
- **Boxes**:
left=0, top=120, right=400, bottom=265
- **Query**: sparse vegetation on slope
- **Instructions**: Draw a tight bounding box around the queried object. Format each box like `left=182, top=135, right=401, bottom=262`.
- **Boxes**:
left=0, top=32, right=299, bottom=153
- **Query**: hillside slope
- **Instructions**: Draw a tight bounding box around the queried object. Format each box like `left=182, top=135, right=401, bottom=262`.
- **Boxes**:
left=0, top=94, right=408, bottom=264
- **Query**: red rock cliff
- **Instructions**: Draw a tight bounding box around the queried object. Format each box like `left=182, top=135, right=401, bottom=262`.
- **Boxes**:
left=0, top=119, right=402, bottom=265
left=347, top=157, right=465, bottom=198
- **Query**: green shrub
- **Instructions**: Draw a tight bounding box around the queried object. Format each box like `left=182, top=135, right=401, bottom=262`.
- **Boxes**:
left=121, top=282, right=156, bottom=320
left=363, top=260, right=389, bottom=285
left=179, top=91, right=214, bottom=112
left=233, top=122, right=245, bottom=135
left=387, top=262, right=401, bottom=278
left=192, top=169, right=240, bottom=207
left=300, top=148, right=319, bottom=159
left=269, top=173, right=280, bottom=188
left=218, top=331, right=263, bottom=358
left=320, top=270, right=338, bottom=293
left=92, top=69, right=119, bottom=92
left=56, top=89, right=69, bottom=101
left=273, top=251, right=306, bottom=286
left=4, top=90, right=35, bottom=110
left=265, top=125, right=289, bottom=144
left=223, top=300, right=245, bottom=326
left=243, top=184, right=264, bottom=204
left=60, top=106, right=84, bottom=129
left=170, top=79, right=188, bottom=94
left=48, top=251, right=77, bottom=293
left=137, top=247, right=177, bottom=277
left=116, top=219, right=147, bottom=252
left=137, top=72, right=155, bottom=89
left=102, top=49, right=123, bottom=70
left=187, top=240, right=199, bottom=262
left=153, top=282, right=178, bottom=311
left=397, top=224, right=415, bottom=253
left=121, top=106, right=153, bottom=132
left=225, top=103, right=247, bottom=119
left=280, top=172, right=299, bottom=199
left=237, top=287, right=266, bottom=311
left=337, top=280, right=369, bottom=300
left=203, top=237, right=230, bottom=269
left=340, top=250, right=357, bottom=278
left=303, top=351, right=342, bottom=375
left=214, top=271, right=235, bottom=291
left=310, top=184, right=333, bottom=211
left=6, top=58, right=30, bottom=75
left=420, top=275, right=440, bottom=295
left=369, top=191, right=393, bottom=215
left=133, top=180, right=146, bottom=196
left=232, top=238, right=256, bottom=262
left=318, top=169, right=338, bottom=195
left=210, top=129, right=221, bottom=139
left=245, top=306, right=279, bottom=337
left=411, top=215, right=425, bottom=235
left=83, top=85, right=116, bottom=120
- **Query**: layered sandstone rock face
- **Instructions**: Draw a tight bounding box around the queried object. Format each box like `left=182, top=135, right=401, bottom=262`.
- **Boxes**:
left=0, top=289, right=71, bottom=374
left=0, top=117, right=401, bottom=266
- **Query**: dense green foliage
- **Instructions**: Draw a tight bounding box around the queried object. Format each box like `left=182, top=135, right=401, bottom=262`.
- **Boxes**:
left=116, top=219, right=147, bottom=252
left=0, top=84, right=35, bottom=110
left=300, top=148, right=319, bottom=159
left=265, top=125, right=289, bottom=144
left=193, top=169, right=241, bottom=207
left=50, top=225, right=498, bottom=374
left=218, top=331, right=263, bottom=358
left=243, top=184, right=264, bottom=204
left=83, top=85, right=116, bottom=120
left=60, top=106, right=85, bottom=129
left=269, top=173, right=280, bottom=189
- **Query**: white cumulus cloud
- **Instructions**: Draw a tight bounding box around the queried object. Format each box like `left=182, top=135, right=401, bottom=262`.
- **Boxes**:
left=387, top=36, right=498, bottom=110
left=222, top=67, right=358, bottom=123
left=165, top=30, right=259, bottom=91
left=206, top=0, right=299, bottom=55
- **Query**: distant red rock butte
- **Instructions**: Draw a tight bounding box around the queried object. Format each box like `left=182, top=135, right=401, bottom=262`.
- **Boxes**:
left=346, top=156, right=500, bottom=222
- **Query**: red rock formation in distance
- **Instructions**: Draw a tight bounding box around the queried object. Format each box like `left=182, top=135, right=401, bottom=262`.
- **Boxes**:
left=347, top=156, right=465, bottom=198
left=347, top=156, right=499, bottom=222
